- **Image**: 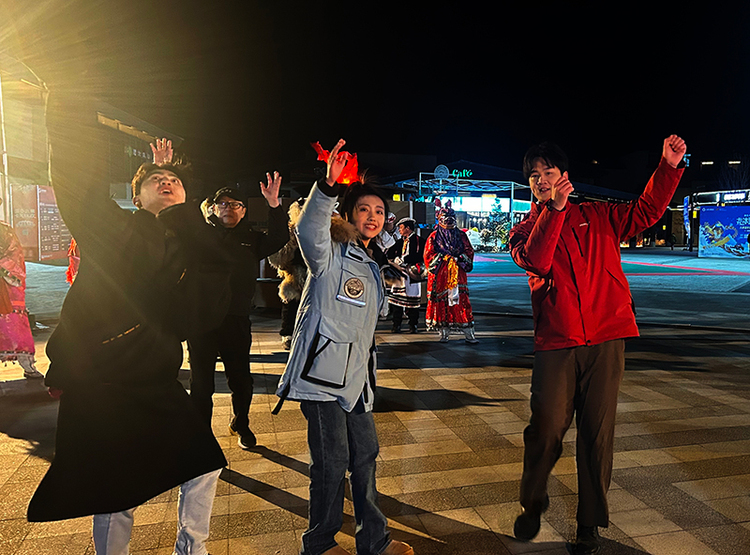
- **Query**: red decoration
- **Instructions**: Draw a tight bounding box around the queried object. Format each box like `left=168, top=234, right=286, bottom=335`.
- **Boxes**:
left=311, top=142, right=360, bottom=185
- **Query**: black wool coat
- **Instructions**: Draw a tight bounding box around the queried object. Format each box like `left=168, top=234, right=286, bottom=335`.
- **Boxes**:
left=28, top=102, right=231, bottom=522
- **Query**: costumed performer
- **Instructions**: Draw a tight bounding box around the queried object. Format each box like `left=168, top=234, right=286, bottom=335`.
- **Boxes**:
left=0, top=198, right=42, bottom=379
left=424, top=200, right=478, bottom=343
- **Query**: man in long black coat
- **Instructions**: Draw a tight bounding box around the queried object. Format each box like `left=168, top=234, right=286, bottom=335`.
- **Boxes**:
left=27, top=95, right=230, bottom=555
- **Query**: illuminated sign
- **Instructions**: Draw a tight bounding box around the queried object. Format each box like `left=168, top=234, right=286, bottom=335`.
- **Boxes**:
left=451, top=169, right=473, bottom=178
left=722, top=191, right=748, bottom=203
left=124, top=145, right=151, bottom=160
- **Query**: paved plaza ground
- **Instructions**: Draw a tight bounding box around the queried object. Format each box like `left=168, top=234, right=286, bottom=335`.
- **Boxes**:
left=1, top=249, right=749, bottom=554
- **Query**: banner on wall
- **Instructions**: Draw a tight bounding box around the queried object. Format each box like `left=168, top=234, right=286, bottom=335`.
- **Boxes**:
left=10, top=183, right=69, bottom=261
left=698, top=205, right=750, bottom=259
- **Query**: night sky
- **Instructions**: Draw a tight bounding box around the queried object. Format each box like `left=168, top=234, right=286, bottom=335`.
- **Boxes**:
left=3, top=1, right=750, bottom=188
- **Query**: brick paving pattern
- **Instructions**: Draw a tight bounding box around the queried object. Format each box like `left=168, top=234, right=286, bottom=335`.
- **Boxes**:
left=1, top=311, right=749, bottom=555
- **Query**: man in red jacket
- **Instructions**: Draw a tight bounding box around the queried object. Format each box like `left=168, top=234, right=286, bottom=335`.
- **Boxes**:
left=509, top=135, right=686, bottom=554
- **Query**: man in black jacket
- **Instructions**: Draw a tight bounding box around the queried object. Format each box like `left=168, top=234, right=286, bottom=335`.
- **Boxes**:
left=386, top=218, right=427, bottom=333
left=188, top=180, right=289, bottom=449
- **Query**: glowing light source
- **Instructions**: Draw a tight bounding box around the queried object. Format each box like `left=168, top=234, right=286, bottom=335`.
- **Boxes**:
left=728, top=160, right=741, bottom=165
left=311, top=142, right=360, bottom=185
left=701, top=161, right=714, bottom=165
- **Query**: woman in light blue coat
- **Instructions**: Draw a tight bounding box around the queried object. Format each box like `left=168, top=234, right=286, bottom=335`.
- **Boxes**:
left=275, top=140, right=414, bottom=555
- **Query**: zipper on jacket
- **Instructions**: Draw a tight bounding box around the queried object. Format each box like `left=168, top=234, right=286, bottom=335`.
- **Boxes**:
left=562, top=242, right=588, bottom=343
left=366, top=339, right=377, bottom=403
left=571, top=225, right=585, bottom=258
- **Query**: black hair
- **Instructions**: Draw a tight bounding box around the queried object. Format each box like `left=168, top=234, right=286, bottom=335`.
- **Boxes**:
left=131, top=162, right=191, bottom=197
left=339, top=178, right=390, bottom=225
left=522, top=142, right=569, bottom=179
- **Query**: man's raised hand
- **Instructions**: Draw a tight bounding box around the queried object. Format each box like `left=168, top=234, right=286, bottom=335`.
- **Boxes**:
left=260, top=171, right=282, bottom=208
left=663, top=135, right=687, bottom=169
left=550, top=172, right=574, bottom=211
left=325, top=139, right=350, bottom=186
left=150, top=138, right=173, bottom=165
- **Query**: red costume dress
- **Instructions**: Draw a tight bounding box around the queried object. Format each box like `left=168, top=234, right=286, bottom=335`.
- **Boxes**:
left=424, top=203, right=475, bottom=337
left=0, top=222, right=38, bottom=377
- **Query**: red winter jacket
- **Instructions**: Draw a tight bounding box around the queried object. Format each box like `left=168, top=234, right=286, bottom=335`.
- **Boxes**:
left=510, top=159, right=684, bottom=351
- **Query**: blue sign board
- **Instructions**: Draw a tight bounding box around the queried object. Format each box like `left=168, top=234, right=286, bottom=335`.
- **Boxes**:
left=699, top=205, right=750, bottom=259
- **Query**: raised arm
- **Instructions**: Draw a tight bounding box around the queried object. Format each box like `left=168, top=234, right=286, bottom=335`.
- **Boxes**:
left=46, top=93, right=131, bottom=248
left=609, top=135, right=686, bottom=242
left=256, top=171, right=290, bottom=258
left=295, top=139, right=350, bottom=277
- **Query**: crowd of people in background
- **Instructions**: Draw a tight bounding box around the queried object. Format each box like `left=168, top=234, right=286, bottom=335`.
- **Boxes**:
left=12, top=92, right=688, bottom=555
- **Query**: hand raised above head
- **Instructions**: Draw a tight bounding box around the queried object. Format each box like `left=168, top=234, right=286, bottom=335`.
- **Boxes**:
left=326, top=139, right=350, bottom=186
left=150, top=138, right=173, bottom=165
left=260, top=171, right=282, bottom=208
left=663, top=135, right=687, bottom=168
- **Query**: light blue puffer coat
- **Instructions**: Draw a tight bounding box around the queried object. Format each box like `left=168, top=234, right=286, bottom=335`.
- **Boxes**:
left=274, top=181, right=384, bottom=412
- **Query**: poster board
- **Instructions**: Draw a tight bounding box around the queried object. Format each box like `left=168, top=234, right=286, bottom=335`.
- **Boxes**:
left=699, top=205, right=750, bottom=259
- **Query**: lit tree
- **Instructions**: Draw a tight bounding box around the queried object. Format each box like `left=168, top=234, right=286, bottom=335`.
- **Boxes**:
left=484, top=199, right=510, bottom=252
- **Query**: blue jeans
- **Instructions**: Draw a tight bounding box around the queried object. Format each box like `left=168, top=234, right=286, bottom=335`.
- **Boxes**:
left=300, top=399, right=390, bottom=555
left=92, top=468, right=221, bottom=555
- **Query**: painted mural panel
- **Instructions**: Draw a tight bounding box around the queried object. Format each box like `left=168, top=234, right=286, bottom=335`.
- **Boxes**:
left=699, top=205, right=750, bottom=259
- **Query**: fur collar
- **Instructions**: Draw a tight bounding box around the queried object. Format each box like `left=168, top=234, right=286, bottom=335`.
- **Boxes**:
left=288, top=201, right=359, bottom=245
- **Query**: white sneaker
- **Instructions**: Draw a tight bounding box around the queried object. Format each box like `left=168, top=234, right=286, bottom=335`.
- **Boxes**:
left=439, top=328, right=450, bottom=343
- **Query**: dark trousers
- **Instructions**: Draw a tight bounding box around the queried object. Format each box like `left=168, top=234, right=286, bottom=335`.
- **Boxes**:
left=520, top=339, right=625, bottom=527
left=280, top=298, right=300, bottom=337
left=392, top=305, right=419, bottom=329
left=188, top=315, right=254, bottom=431
left=300, top=399, right=390, bottom=555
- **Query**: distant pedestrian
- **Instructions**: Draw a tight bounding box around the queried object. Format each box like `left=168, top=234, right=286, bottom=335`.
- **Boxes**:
left=274, top=139, right=414, bottom=555
left=65, top=237, right=80, bottom=284
left=668, top=233, right=677, bottom=250
left=376, top=212, right=399, bottom=251
left=386, top=217, right=426, bottom=333
left=424, top=200, right=478, bottom=343
left=0, top=199, right=42, bottom=379
left=509, top=135, right=686, bottom=554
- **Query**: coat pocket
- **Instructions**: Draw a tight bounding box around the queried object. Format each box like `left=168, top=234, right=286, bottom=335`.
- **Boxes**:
left=300, top=316, right=359, bottom=388
left=335, top=261, right=373, bottom=328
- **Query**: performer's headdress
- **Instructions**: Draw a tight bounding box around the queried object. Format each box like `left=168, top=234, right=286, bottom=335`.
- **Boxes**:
left=436, top=199, right=456, bottom=228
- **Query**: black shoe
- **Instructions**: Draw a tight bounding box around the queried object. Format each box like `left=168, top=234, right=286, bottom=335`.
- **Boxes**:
left=391, top=325, right=402, bottom=333
left=572, top=525, right=600, bottom=555
left=229, top=423, right=257, bottom=450
left=513, top=494, right=549, bottom=542
left=409, top=325, right=418, bottom=334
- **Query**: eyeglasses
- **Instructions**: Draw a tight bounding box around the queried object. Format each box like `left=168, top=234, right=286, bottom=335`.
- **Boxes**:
left=216, top=201, right=245, bottom=210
